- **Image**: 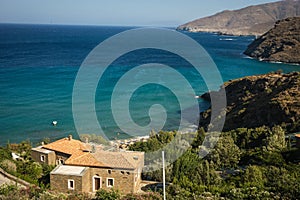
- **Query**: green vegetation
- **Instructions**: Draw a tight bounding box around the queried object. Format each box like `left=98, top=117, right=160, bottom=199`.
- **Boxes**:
left=0, top=141, right=54, bottom=186
left=0, top=184, right=161, bottom=200
left=95, top=189, right=162, bottom=200
left=79, top=134, right=110, bottom=145
left=0, top=138, right=162, bottom=200
left=129, top=126, right=300, bottom=200
left=0, top=124, right=299, bottom=199
left=95, top=189, right=121, bottom=200
left=129, top=130, right=177, bottom=153
left=0, top=184, right=92, bottom=200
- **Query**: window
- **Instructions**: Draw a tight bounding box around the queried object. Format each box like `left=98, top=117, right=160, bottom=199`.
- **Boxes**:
left=126, top=172, right=130, bottom=175
left=40, top=155, right=45, bottom=162
left=108, top=170, right=111, bottom=174
left=107, top=178, right=114, bottom=187
left=57, top=159, right=64, bottom=165
left=68, top=179, right=75, bottom=190
left=121, top=171, right=124, bottom=174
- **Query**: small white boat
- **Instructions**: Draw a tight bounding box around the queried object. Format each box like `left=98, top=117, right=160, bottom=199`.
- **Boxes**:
left=52, top=121, right=58, bottom=126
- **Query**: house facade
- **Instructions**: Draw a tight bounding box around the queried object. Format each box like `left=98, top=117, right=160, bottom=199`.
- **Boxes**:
left=31, top=135, right=144, bottom=194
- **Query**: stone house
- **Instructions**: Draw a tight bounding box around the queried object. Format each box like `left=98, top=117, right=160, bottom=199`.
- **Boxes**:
left=31, top=135, right=84, bottom=166
left=31, top=135, right=144, bottom=194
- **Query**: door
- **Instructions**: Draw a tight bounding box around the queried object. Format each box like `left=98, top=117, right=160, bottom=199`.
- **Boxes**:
left=93, top=176, right=101, bottom=191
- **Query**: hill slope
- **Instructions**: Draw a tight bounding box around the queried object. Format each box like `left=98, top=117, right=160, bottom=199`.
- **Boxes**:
left=244, top=17, right=300, bottom=64
left=200, top=71, right=300, bottom=133
left=177, top=0, right=300, bottom=36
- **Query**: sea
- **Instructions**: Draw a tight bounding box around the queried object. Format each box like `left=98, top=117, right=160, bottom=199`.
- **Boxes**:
left=0, top=24, right=299, bottom=146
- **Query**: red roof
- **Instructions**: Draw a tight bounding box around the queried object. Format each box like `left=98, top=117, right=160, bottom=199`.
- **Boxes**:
left=40, top=136, right=143, bottom=170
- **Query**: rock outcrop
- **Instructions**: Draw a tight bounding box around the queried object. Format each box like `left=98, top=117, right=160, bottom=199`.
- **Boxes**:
left=177, top=0, right=300, bottom=36
left=244, top=17, right=300, bottom=64
left=200, top=71, right=300, bottom=133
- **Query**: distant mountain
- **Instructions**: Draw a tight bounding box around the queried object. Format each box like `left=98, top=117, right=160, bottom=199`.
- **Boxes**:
left=244, top=17, right=300, bottom=64
left=177, top=0, right=300, bottom=36
left=200, top=71, right=300, bottom=133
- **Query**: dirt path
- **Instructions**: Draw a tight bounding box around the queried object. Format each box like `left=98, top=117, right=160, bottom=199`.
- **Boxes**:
left=0, top=173, right=14, bottom=185
left=0, top=168, right=31, bottom=187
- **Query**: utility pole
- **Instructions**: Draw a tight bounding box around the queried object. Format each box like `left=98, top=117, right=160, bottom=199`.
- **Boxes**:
left=162, top=151, right=166, bottom=200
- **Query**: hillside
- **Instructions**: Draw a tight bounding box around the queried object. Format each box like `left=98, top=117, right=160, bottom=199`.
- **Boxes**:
left=177, top=0, right=300, bottom=36
left=200, top=71, right=300, bottom=133
left=244, top=17, right=300, bottom=64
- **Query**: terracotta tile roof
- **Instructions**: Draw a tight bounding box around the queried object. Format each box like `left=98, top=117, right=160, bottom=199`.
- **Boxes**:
left=42, top=136, right=90, bottom=155
left=65, top=152, right=106, bottom=167
left=296, top=134, right=300, bottom=138
left=91, top=151, right=144, bottom=169
left=40, top=136, right=144, bottom=170
left=64, top=150, right=144, bottom=169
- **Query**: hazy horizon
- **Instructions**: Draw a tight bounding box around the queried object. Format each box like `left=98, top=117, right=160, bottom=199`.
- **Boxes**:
left=0, top=0, right=279, bottom=27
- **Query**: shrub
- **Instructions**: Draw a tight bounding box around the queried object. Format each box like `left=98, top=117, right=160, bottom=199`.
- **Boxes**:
left=1, top=159, right=17, bottom=172
left=95, top=189, right=120, bottom=200
left=122, top=192, right=162, bottom=200
left=0, top=184, right=18, bottom=196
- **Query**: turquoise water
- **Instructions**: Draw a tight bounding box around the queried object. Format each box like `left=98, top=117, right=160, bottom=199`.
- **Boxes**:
left=0, top=24, right=299, bottom=145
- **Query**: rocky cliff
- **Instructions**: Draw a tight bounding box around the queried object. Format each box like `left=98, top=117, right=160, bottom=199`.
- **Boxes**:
left=244, top=17, right=300, bottom=64
left=200, top=71, right=300, bottom=133
left=177, top=0, right=300, bottom=36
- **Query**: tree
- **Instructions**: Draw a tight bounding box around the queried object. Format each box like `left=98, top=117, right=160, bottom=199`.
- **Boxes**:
left=208, top=135, right=241, bottom=169
left=265, top=165, right=300, bottom=199
left=193, top=160, right=221, bottom=186
left=264, top=126, right=286, bottom=152
left=191, top=128, right=205, bottom=149
left=243, top=165, right=266, bottom=188
left=0, top=147, right=11, bottom=163
left=171, top=150, right=201, bottom=182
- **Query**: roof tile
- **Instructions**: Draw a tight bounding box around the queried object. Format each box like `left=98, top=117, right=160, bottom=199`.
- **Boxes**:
left=40, top=137, right=144, bottom=170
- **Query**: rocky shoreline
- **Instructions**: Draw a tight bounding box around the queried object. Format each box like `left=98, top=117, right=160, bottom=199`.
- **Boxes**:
left=199, top=71, right=300, bottom=133
left=244, top=17, right=300, bottom=64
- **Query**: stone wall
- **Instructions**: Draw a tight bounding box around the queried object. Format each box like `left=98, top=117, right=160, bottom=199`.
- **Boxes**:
left=50, top=166, right=143, bottom=194
left=81, top=168, right=90, bottom=193
left=89, top=167, right=136, bottom=194
left=31, top=150, right=42, bottom=164
left=31, top=148, right=70, bottom=166
left=47, top=151, right=56, bottom=165
left=31, top=149, right=56, bottom=165
left=50, top=170, right=89, bottom=193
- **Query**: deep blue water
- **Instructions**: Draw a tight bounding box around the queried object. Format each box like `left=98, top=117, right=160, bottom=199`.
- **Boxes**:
left=0, top=24, right=299, bottom=145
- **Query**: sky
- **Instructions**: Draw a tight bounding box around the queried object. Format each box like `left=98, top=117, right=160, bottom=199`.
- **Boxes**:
left=0, top=0, right=279, bottom=27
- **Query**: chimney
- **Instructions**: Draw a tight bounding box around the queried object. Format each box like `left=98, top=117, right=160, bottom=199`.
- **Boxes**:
left=91, top=145, right=96, bottom=153
left=68, top=135, right=72, bottom=141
